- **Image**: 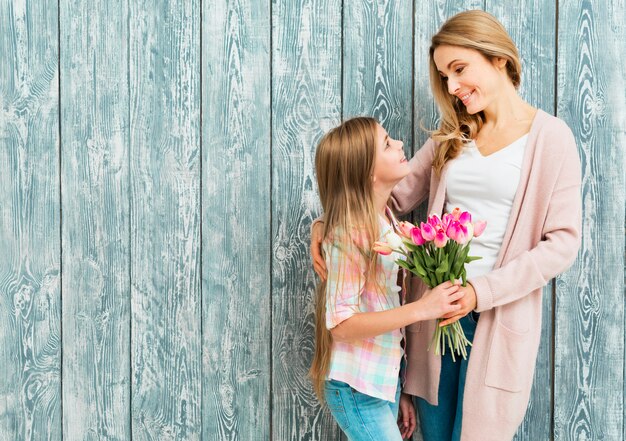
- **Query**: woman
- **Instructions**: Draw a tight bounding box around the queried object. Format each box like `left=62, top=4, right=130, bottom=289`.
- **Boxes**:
left=312, top=10, right=581, bottom=440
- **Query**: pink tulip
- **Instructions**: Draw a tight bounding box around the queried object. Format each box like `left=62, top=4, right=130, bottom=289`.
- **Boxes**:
left=372, top=241, right=393, bottom=255
left=428, top=214, right=442, bottom=228
left=473, top=220, right=487, bottom=238
left=459, top=211, right=472, bottom=225
left=420, top=222, right=436, bottom=241
left=434, top=230, right=448, bottom=248
left=398, top=221, right=415, bottom=238
left=411, top=227, right=426, bottom=245
left=451, top=207, right=461, bottom=221
left=442, top=213, right=453, bottom=229
left=446, top=221, right=468, bottom=244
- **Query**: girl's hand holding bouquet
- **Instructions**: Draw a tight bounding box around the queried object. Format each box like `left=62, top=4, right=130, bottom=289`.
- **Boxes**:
left=373, top=208, right=487, bottom=361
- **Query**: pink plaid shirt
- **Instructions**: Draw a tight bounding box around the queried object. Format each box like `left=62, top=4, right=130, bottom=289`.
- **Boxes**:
left=324, top=209, right=405, bottom=402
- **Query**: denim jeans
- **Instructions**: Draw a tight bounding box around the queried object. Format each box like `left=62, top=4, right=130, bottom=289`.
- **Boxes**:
left=324, top=377, right=402, bottom=441
left=415, top=312, right=479, bottom=441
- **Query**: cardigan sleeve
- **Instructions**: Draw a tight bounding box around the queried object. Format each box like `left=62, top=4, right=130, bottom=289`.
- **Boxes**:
left=469, top=124, right=582, bottom=312
left=389, top=138, right=437, bottom=216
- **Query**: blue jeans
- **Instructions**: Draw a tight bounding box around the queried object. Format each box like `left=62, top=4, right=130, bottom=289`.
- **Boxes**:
left=324, top=378, right=402, bottom=441
left=415, top=312, right=479, bottom=441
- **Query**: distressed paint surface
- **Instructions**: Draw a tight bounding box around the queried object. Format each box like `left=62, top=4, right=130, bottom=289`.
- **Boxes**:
left=129, top=0, right=202, bottom=439
left=554, top=0, right=626, bottom=440
left=271, top=0, right=342, bottom=439
left=0, top=2, right=624, bottom=441
left=203, top=0, right=271, bottom=439
left=0, top=1, right=61, bottom=440
left=59, top=0, right=131, bottom=439
left=410, top=1, right=483, bottom=436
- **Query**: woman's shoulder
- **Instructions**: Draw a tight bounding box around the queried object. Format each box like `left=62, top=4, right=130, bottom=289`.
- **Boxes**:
left=532, top=109, right=577, bottom=156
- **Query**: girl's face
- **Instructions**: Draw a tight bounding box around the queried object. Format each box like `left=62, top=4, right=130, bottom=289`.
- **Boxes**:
left=433, top=45, right=509, bottom=115
left=373, top=124, right=409, bottom=185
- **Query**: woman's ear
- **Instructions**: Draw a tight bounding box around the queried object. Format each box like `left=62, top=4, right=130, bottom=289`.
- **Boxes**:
left=494, top=57, right=507, bottom=70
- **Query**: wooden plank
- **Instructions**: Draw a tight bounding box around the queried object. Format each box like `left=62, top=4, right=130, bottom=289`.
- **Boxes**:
left=59, top=0, right=131, bottom=439
left=411, top=2, right=482, bottom=439
left=129, top=1, right=201, bottom=439
left=0, top=1, right=61, bottom=439
left=554, top=0, right=626, bottom=439
left=271, top=0, right=342, bottom=438
left=202, top=0, right=271, bottom=439
left=484, top=2, right=556, bottom=439
left=343, top=0, right=413, bottom=149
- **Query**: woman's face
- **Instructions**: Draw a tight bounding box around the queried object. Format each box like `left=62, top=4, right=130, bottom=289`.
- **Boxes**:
left=373, top=124, right=409, bottom=185
left=432, top=45, right=509, bottom=115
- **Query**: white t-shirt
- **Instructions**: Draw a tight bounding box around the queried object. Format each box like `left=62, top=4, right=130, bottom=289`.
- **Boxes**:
left=445, top=134, right=528, bottom=280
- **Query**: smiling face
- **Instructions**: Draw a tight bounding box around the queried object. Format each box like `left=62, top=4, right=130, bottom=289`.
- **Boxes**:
left=372, top=124, right=409, bottom=186
left=432, top=45, right=509, bottom=115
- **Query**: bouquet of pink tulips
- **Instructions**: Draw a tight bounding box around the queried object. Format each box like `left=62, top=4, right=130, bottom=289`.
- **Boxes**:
left=374, top=208, right=487, bottom=361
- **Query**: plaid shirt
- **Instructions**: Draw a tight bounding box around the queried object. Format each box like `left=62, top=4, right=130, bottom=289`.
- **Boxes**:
left=324, top=210, right=405, bottom=402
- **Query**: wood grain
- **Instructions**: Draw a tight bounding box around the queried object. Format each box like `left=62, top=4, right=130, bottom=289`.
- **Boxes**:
left=343, top=0, right=413, bottom=149
left=271, top=0, right=342, bottom=439
left=554, top=0, right=625, bottom=440
left=410, top=1, right=482, bottom=437
left=203, top=0, right=271, bottom=439
left=485, top=1, right=557, bottom=439
left=0, top=0, right=61, bottom=439
left=129, top=1, right=202, bottom=439
left=59, top=0, right=131, bottom=439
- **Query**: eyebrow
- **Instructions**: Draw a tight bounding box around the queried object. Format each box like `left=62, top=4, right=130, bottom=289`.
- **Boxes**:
left=438, top=59, right=462, bottom=75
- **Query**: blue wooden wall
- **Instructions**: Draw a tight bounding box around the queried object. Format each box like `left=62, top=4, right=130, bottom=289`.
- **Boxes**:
left=0, top=0, right=624, bottom=440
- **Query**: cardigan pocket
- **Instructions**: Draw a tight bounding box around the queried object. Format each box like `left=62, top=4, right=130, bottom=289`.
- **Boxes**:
left=485, top=322, right=533, bottom=393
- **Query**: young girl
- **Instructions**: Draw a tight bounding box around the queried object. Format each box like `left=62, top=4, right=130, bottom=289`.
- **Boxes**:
left=314, top=11, right=581, bottom=441
left=309, top=117, right=465, bottom=441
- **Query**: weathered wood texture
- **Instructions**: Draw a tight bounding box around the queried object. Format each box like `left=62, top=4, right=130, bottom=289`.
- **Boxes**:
left=554, top=1, right=626, bottom=440
left=1, top=1, right=625, bottom=441
left=129, top=0, right=202, bottom=439
left=485, top=1, right=557, bottom=439
left=271, top=0, right=342, bottom=439
left=59, top=0, right=131, bottom=439
left=203, top=0, right=271, bottom=439
left=411, top=2, right=483, bottom=438
left=343, top=0, right=413, bottom=150
left=0, top=1, right=61, bottom=440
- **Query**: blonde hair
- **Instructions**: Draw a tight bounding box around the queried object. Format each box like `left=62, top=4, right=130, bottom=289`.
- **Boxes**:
left=309, top=117, right=381, bottom=402
left=429, top=10, right=522, bottom=175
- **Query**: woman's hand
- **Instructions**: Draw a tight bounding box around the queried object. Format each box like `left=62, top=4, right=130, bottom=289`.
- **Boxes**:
left=415, top=281, right=464, bottom=321
left=397, top=392, right=416, bottom=439
left=438, top=282, right=478, bottom=327
left=310, top=221, right=327, bottom=280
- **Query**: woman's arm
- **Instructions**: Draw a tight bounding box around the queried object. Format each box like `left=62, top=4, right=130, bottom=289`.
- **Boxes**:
left=312, top=138, right=438, bottom=280
left=388, top=137, right=437, bottom=216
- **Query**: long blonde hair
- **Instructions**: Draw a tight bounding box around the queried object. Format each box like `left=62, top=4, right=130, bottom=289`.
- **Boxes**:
left=309, top=117, right=381, bottom=401
left=429, top=10, right=522, bottom=175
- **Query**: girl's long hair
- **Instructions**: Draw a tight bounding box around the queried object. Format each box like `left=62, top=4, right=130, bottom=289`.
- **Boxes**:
left=429, top=10, right=522, bottom=175
left=309, top=117, right=380, bottom=402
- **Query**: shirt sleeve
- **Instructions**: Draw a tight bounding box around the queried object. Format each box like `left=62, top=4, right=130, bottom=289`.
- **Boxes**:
left=324, top=239, right=366, bottom=329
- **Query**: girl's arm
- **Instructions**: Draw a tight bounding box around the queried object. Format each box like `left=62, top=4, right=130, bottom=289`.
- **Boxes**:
left=325, top=237, right=462, bottom=342
left=388, top=138, right=437, bottom=216
left=330, top=281, right=463, bottom=342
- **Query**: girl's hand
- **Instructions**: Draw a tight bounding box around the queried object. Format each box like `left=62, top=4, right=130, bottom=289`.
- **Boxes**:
left=438, top=282, right=478, bottom=327
left=397, top=392, right=416, bottom=439
left=416, top=281, right=463, bottom=321
left=310, top=222, right=327, bottom=280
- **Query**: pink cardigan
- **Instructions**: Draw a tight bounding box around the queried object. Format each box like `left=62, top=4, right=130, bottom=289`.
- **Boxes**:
left=390, top=109, right=581, bottom=440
